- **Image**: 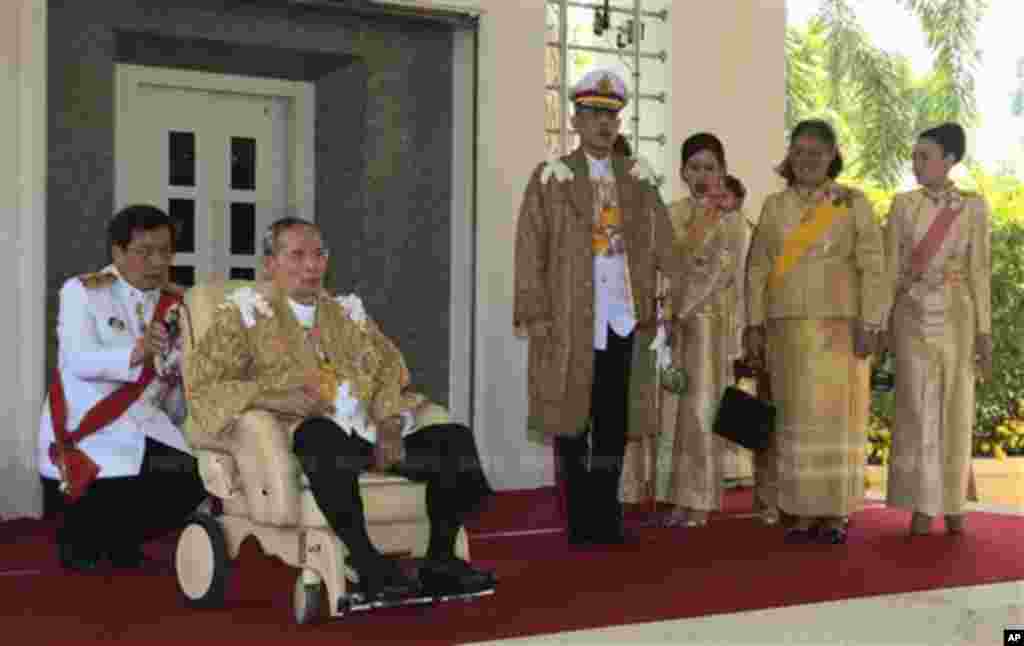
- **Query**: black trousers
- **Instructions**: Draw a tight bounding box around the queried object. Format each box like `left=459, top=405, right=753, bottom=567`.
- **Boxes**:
left=291, top=420, right=493, bottom=564
left=42, top=438, right=207, bottom=557
left=556, top=329, right=634, bottom=539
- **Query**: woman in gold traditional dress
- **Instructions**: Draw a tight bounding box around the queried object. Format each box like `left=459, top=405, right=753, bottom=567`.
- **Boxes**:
left=884, top=122, right=992, bottom=536
left=659, top=133, right=751, bottom=528
left=745, top=120, right=887, bottom=544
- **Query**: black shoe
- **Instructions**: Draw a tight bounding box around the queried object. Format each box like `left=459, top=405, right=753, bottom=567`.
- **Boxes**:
left=588, top=523, right=629, bottom=545
left=783, top=526, right=819, bottom=544
left=107, top=546, right=151, bottom=569
left=58, top=542, right=100, bottom=572
left=352, top=555, right=419, bottom=602
left=566, top=523, right=593, bottom=546
left=588, top=505, right=628, bottom=545
left=419, top=557, right=496, bottom=596
left=819, top=527, right=848, bottom=545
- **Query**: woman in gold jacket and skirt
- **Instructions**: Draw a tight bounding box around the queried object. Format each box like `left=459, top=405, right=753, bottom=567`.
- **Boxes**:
left=884, top=122, right=992, bottom=536
left=745, top=120, right=888, bottom=544
left=659, top=133, right=751, bottom=528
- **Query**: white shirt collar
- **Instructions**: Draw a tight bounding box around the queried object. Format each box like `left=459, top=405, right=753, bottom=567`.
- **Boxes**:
left=287, top=298, right=316, bottom=329
left=104, top=264, right=159, bottom=304
left=585, top=152, right=612, bottom=179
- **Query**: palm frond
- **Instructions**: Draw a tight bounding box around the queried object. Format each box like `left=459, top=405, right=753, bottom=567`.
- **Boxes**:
left=900, top=0, right=986, bottom=123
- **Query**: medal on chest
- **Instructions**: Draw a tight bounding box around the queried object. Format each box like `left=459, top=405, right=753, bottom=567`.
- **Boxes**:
left=593, top=203, right=624, bottom=256
left=309, top=313, right=339, bottom=403
left=136, top=302, right=146, bottom=335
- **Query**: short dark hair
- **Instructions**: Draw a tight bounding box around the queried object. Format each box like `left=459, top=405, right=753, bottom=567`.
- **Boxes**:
left=107, top=204, right=175, bottom=251
left=681, top=132, right=727, bottom=170
left=919, top=122, right=966, bottom=164
left=777, top=119, right=844, bottom=186
left=262, top=217, right=323, bottom=257
left=613, top=134, right=633, bottom=157
left=724, top=174, right=747, bottom=203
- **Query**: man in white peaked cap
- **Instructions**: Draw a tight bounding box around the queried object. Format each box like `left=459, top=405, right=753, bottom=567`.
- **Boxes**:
left=514, top=68, right=688, bottom=545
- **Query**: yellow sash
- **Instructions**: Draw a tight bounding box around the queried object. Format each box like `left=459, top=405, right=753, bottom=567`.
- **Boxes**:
left=768, top=199, right=848, bottom=289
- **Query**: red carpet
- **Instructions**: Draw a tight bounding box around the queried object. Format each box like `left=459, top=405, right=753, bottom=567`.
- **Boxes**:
left=3, top=488, right=1024, bottom=644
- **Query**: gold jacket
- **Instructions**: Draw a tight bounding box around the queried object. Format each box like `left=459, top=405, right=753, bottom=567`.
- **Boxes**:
left=514, top=148, right=686, bottom=439
left=885, top=186, right=991, bottom=335
left=747, top=183, right=888, bottom=328
left=184, top=283, right=419, bottom=437
left=668, top=197, right=750, bottom=359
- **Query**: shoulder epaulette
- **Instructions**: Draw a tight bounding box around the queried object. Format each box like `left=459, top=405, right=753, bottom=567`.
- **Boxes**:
left=540, top=158, right=574, bottom=184
left=78, top=272, right=117, bottom=290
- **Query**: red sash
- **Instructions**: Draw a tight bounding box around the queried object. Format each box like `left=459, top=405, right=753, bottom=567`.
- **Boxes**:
left=48, top=290, right=180, bottom=502
left=907, top=202, right=962, bottom=283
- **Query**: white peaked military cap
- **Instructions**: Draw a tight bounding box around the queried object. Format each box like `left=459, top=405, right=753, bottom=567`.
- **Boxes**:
left=570, top=68, right=629, bottom=112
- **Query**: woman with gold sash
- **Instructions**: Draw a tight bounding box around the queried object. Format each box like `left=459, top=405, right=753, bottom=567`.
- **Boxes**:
left=745, top=120, right=888, bottom=544
left=884, top=123, right=992, bottom=536
left=658, top=133, right=751, bottom=528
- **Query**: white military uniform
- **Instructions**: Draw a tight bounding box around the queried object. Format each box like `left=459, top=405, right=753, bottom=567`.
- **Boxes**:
left=38, top=265, right=190, bottom=481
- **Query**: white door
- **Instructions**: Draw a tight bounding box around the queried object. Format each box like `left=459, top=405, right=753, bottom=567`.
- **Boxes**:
left=116, top=66, right=314, bottom=286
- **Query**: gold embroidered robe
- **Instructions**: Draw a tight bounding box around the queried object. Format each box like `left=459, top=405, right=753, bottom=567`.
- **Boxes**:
left=885, top=187, right=991, bottom=516
left=514, top=148, right=686, bottom=442
left=659, top=198, right=750, bottom=510
left=184, top=283, right=419, bottom=438
left=746, top=183, right=887, bottom=517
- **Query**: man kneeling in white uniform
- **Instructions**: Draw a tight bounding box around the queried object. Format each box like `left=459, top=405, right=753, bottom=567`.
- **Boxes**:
left=38, top=205, right=206, bottom=571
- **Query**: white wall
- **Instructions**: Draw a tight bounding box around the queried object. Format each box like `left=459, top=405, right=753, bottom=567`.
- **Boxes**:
left=0, top=0, right=46, bottom=520
left=664, top=0, right=788, bottom=213
left=473, top=0, right=555, bottom=490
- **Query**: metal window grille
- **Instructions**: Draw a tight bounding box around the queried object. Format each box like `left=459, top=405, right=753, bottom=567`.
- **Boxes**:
left=545, top=0, right=669, bottom=185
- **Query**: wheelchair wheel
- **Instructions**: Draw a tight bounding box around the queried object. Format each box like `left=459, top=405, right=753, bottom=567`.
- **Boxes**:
left=175, top=513, right=230, bottom=608
left=292, top=573, right=324, bottom=624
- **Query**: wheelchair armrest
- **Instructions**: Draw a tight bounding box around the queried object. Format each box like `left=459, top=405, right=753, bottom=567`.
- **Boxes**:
left=197, top=451, right=242, bottom=500
left=226, top=410, right=305, bottom=526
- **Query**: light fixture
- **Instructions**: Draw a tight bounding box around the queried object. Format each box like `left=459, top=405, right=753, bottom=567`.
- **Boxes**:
left=593, top=0, right=611, bottom=37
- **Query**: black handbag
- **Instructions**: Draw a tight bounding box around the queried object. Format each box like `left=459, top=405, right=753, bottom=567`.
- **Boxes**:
left=712, top=383, right=776, bottom=452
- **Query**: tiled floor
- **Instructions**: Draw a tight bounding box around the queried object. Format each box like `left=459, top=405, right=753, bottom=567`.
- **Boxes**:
left=472, top=499, right=1024, bottom=646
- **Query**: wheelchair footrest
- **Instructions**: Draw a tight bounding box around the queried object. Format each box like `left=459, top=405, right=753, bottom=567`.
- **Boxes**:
left=343, top=586, right=495, bottom=613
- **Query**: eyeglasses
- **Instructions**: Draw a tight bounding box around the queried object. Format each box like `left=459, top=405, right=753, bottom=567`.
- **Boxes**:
left=282, top=249, right=330, bottom=263
left=123, top=245, right=175, bottom=261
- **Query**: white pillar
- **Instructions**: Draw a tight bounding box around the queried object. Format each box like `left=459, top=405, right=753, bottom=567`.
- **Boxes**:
left=0, top=0, right=47, bottom=520
left=473, top=0, right=555, bottom=490
left=665, top=0, right=787, bottom=213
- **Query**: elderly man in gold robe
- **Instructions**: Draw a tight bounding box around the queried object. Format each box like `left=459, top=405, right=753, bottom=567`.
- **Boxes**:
left=658, top=133, right=751, bottom=528
left=884, top=122, right=992, bottom=536
left=185, top=218, right=495, bottom=602
left=514, top=68, right=685, bottom=545
left=746, top=119, right=888, bottom=545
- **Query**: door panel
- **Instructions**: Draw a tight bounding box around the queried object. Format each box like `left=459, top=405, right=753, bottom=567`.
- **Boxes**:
left=118, top=81, right=286, bottom=286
